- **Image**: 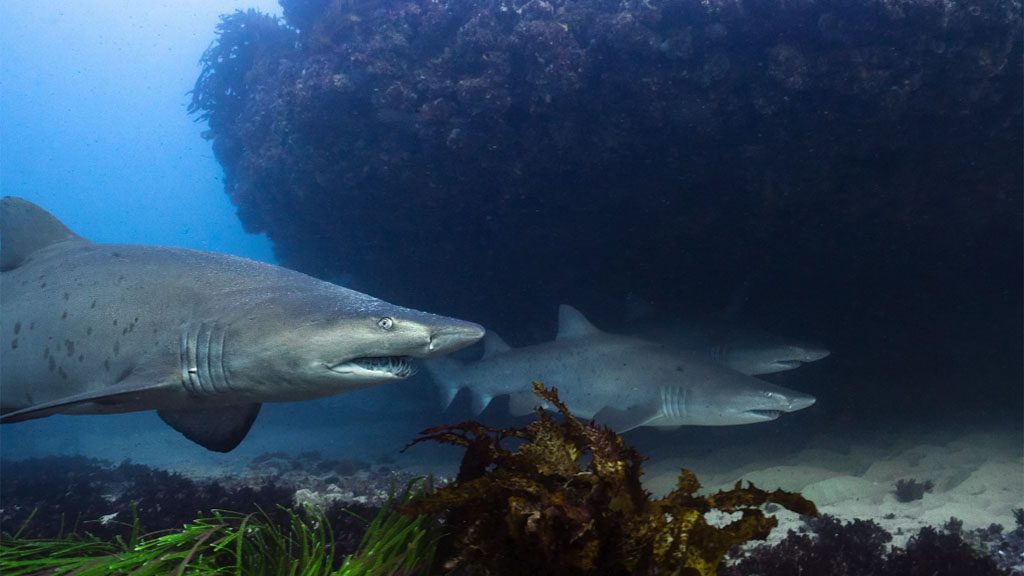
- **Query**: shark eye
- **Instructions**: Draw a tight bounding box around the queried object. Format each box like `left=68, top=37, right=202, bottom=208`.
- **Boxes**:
left=377, top=317, right=394, bottom=330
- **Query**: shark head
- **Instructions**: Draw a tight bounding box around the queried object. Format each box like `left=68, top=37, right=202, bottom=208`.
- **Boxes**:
left=657, top=365, right=817, bottom=426
left=208, top=284, right=485, bottom=402
left=716, top=339, right=831, bottom=375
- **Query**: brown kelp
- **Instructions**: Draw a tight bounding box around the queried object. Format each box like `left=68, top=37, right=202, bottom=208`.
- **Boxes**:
left=403, top=381, right=817, bottom=575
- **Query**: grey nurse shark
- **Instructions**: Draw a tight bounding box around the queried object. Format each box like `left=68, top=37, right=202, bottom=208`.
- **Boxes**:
left=624, top=296, right=830, bottom=376
left=0, top=197, right=484, bottom=451
left=645, top=324, right=831, bottom=376
left=425, top=305, right=816, bottom=432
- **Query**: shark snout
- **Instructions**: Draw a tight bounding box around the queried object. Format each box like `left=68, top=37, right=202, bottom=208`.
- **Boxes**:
left=796, top=346, right=831, bottom=363
left=785, top=392, right=816, bottom=412
left=425, top=321, right=486, bottom=356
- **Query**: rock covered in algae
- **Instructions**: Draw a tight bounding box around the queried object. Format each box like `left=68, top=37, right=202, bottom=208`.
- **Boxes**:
left=403, top=382, right=817, bottom=575
left=188, top=0, right=1021, bottom=338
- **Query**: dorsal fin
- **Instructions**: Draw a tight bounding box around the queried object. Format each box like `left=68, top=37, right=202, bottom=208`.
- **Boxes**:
left=557, top=305, right=600, bottom=339
left=1, top=196, right=85, bottom=271
left=482, top=332, right=511, bottom=358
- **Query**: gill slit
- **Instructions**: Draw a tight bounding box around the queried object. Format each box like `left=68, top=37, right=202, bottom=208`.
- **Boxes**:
left=661, top=385, right=688, bottom=420
left=199, top=323, right=214, bottom=395
left=179, top=322, right=231, bottom=396
left=214, top=325, right=233, bottom=393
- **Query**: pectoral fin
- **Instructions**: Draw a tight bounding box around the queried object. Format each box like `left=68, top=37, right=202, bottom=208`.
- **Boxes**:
left=592, top=404, right=661, bottom=432
left=158, top=403, right=262, bottom=453
left=0, top=369, right=176, bottom=423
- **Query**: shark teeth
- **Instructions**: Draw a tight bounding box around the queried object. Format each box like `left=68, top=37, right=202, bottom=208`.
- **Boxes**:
left=331, top=356, right=416, bottom=378
left=747, top=409, right=782, bottom=419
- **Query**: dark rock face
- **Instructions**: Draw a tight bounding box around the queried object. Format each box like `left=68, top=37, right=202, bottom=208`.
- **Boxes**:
left=192, top=0, right=1022, bottom=419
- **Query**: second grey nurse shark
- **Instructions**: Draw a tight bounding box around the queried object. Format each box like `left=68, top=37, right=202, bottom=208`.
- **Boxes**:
left=0, top=197, right=484, bottom=451
left=426, top=305, right=816, bottom=432
left=623, top=295, right=831, bottom=376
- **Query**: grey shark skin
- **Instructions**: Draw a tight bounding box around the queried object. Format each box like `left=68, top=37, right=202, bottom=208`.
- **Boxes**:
left=706, top=330, right=830, bottom=375
left=0, top=197, right=484, bottom=451
left=426, top=305, right=816, bottom=432
left=624, top=297, right=830, bottom=375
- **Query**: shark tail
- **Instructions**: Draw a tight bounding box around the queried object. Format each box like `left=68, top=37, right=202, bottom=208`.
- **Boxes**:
left=423, top=358, right=467, bottom=411
left=423, top=358, right=497, bottom=414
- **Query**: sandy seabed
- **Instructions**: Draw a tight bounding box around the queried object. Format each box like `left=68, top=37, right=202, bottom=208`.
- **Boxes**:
left=641, top=426, right=1023, bottom=547
left=3, top=405, right=1020, bottom=550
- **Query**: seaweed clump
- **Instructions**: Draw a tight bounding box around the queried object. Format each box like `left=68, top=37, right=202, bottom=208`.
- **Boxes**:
left=403, top=382, right=817, bottom=576
left=894, top=478, right=935, bottom=503
left=724, top=514, right=1013, bottom=576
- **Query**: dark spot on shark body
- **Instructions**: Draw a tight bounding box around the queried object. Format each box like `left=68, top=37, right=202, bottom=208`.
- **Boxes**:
left=63, top=292, right=70, bottom=301
left=104, top=358, right=110, bottom=372
left=14, top=321, right=21, bottom=335
left=39, top=282, right=46, bottom=288
left=91, top=300, right=97, bottom=309
left=65, top=340, right=75, bottom=356
left=29, top=322, right=35, bottom=330
left=114, top=341, right=120, bottom=356
left=58, top=366, right=67, bottom=380
left=48, top=357, right=56, bottom=372
left=122, top=327, right=128, bottom=336
left=112, top=251, right=121, bottom=257
left=11, top=338, right=18, bottom=349
left=113, top=319, right=118, bottom=326
left=61, top=311, right=67, bottom=320
left=78, top=354, right=84, bottom=362
left=87, top=326, right=93, bottom=335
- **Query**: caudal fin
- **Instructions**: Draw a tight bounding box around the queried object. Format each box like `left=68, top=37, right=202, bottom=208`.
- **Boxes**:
left=423, top=358, right=467, bottom=410
left=424, top=358, right=500, bottom=414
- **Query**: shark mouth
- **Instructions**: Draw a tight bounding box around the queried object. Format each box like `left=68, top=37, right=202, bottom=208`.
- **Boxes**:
left=746, top=409, right=782, bottom=419
left=328, top=356, right=416, bottom=378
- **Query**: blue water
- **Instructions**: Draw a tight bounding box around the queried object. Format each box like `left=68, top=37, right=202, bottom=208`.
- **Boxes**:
left=1, top=1, right=286, bottom=467
left=0, top=0, right=1020, bottom=504
left=2, top=0, right=276, bottom=258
